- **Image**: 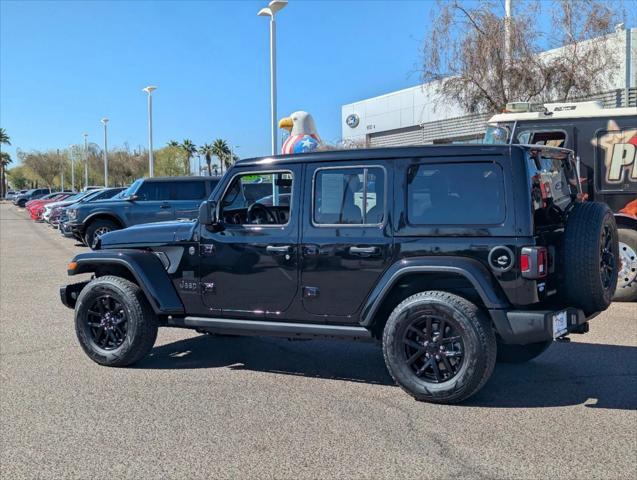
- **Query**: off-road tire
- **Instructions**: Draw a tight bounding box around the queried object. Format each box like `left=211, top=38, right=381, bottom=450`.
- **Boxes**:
left=74, top=275, right=158, bottom=367
left=382, top=291, right=496, bottom=404
left=614, top=228, right=637, bottom=302
left=84, top=218, right=120, bottom=249
left=496, top=339, right=552, bottom=364
left=563, top=202, right=618, bottom=314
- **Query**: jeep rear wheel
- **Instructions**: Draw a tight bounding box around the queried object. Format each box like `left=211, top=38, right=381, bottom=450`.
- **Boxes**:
left=563, top=202, right=619, bottom=314
left=614, top=228, right=637, bottom=302
left=74, top=275, right=158, bottom=367
left=382, top=291, right=496, bottom=404
left=496, top=339, right=552, bottom=363
left=85, top=218, right=119, bottom=249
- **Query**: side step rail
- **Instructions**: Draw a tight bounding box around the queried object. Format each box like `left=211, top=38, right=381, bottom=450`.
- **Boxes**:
left=169, top=316, right=373, bottom=341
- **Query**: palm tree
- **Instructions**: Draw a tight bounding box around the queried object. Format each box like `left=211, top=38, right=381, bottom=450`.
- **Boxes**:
left=167, top=140, right=179, bottom=148
left=0, top=128, right=11, bottom=197
left=180, top=139, right=197, bottom=176
left=211, top=138, right=231, bottom=175
left=198, top=143, right=215, bottom=176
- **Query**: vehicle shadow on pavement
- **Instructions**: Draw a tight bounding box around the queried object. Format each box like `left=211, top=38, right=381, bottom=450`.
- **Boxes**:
left=140, top=335, right=636, bottom=409
left=469, top=341, right=637, bottom=410
left=140, top=334, right=395, bottom=385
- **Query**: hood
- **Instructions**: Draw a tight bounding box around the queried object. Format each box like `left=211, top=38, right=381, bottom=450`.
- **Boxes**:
left=99, top=220, right=197, bottom=248
left=46, top=199, right=76, bottom=210
left=75, top=198, right=129, bottom=211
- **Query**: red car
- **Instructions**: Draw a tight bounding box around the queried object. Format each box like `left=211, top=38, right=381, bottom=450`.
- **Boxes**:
left=27, top=193, right=72, bottom=220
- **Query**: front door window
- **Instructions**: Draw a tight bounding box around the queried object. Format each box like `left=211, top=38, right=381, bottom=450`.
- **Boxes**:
left=219, top=172, right=293, bottom=226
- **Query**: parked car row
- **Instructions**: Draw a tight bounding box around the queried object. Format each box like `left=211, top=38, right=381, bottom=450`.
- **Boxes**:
left=16, top=176, right=220, bottom=248
left=4, top=189, right=28, bottom=201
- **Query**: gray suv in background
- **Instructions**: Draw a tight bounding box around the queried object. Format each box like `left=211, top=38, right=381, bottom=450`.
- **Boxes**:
left=65, top=177, right=220, bottom=247
left=13, top=188, right=52, bottom=207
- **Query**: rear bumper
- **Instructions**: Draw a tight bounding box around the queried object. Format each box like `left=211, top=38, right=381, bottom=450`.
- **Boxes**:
left=490, top=307, right=595, bottom=345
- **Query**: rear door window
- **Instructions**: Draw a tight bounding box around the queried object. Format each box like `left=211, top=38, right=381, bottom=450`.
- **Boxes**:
left=172, top=181, right=207, bottom=200
left=313, top=167, right=385, bottom=225
left=136, top=182, right=172, bottom=201
left=407, top=162, right=505, bottom=225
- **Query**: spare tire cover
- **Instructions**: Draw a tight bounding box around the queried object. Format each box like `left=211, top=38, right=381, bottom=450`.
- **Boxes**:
left=563, top=202, right=619, bottom=315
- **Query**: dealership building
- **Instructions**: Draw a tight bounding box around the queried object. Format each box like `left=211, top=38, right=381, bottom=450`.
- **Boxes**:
left=341, top=28, right=637, bottom=147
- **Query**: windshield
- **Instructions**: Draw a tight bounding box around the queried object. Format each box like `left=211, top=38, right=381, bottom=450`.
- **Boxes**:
left=121, top=179, right=143, bottom=198
left=483, top=125, right=510, bottom=144
left=65, top=191, right=91, bottom=202
left=81, top=189, right=105, bottom=202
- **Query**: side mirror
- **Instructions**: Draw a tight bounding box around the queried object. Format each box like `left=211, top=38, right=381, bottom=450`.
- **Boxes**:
left=127, top=194, right=139, bottom=202
left=198, top=200, right=217, bottom=225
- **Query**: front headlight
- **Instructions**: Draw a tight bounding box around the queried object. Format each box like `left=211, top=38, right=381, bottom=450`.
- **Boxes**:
left=67, top=209, right=77, bottom=220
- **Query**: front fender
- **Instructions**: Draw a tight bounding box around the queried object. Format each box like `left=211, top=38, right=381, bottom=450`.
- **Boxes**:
left=68, top=249, right=184, bottom=315
left=83, top=210, right=126, bottom=228
left=360, top=256, right=509, bottom=327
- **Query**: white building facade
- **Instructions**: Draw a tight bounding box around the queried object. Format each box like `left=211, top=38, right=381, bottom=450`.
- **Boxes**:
left=342, top=28, right=637, bottom=147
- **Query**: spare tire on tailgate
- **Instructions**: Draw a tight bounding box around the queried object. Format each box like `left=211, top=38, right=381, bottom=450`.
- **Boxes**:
left=563, top=202, right=619, bottom=315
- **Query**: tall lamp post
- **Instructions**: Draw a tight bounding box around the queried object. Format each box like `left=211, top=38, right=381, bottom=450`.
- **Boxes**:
left=69, top=145, right=76, bottom=192
left=83, top=133, right=89, bottom=190
left=57, top=149, right=64, bottom=191
left=258, top=0, right=287, bottom=156
left=101, top=118, right=109, bottom=187
left=142, top=86, right=157, bottom=177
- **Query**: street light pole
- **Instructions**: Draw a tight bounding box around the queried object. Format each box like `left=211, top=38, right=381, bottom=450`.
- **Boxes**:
left=258, top=0, right=287, bottom=156
left=101, top=118, right=109, bottom=187
left=69, top=145, right=75, bottom=192
left=58, top=149, right=64, bottom=191
left=142, top=86, right=157, bottom=177
left=83, top=133, right=89, bottom=190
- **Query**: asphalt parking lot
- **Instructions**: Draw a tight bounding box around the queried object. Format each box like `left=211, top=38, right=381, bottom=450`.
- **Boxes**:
left=1, top=202, right=636, bottom=479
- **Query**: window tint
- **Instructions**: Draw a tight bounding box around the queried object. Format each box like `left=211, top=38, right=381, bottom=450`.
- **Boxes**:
left=407, top=163, right=505, bottom=225
left=220, top=171, right=293, bottom=225
left=173, top=181, right=206, bottom=200
left=313, top=167, right=385, bottom=225
left=136, top=182, right=172, bottom=201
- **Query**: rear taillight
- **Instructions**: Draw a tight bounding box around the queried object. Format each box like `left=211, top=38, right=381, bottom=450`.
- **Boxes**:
left=521, top=247, right=548, bottom=279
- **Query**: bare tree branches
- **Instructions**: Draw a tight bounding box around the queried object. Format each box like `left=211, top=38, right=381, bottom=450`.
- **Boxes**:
left=422, top=0, right=624, bottom=113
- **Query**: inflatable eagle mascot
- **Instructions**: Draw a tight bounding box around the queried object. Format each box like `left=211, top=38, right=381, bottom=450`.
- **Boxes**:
left=278, top=111, right=321, bottom=154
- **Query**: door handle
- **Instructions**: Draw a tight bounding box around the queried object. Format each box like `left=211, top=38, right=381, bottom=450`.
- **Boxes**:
left=266, top=245, right=292, bottom=254
left=160, top=203, right=171, bottom=209
left=302, top=245, right=319, bottom=256
left=349, top=246, right=379, bottom=255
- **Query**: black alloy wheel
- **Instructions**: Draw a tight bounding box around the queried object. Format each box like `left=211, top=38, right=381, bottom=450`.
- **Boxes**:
left=74, top=276, right=158, bottom=366
left=86, top=295, right=128, bottom=350
left=402, top=312, right=464, bottom=383
left=382, top=290, right=496, bottom=404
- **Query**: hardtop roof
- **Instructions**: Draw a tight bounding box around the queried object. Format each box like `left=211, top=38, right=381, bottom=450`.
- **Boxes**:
left=235, top=144, right=569, bottom=167
left=143, top=176, right=219, bottom=182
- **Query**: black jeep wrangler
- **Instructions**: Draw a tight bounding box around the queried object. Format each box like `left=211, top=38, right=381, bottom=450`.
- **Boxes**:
left=60, top=145, right=618, bottom=404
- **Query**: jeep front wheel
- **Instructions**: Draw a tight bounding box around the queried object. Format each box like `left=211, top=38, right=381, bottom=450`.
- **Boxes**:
left=74, top=275, right=158, bottom=367
left=85, top=218, right=119, bottom=249
left=382, top=291, right=496, bottom=404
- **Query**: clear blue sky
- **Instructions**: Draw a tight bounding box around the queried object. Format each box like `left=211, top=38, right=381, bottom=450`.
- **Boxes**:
left=0, top=0, right=433, bottom=162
